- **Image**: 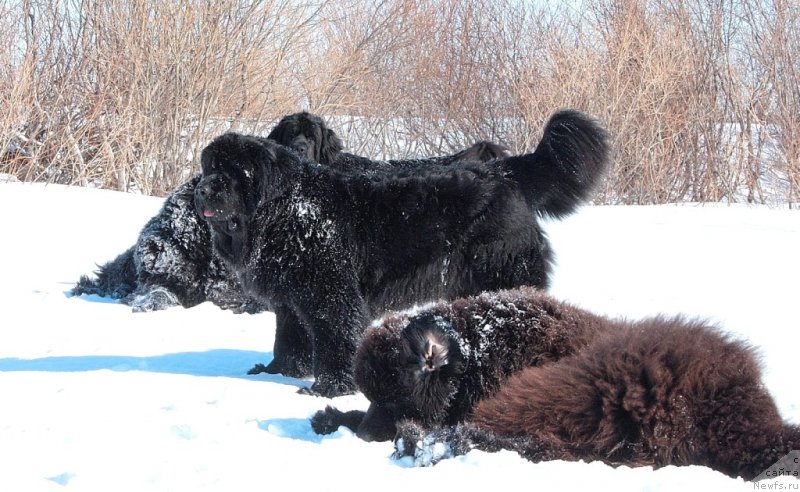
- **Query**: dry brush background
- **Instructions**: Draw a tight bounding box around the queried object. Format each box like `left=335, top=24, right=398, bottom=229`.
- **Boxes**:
left=1, top=0, right=798, bottom=205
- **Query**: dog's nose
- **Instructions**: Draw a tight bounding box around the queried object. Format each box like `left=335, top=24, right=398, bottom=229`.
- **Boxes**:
left=196, top=183, right=210, bottom=198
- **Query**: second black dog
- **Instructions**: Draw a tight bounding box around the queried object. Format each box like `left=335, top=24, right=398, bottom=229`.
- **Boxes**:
left=267, top=111, right=512, bottom=174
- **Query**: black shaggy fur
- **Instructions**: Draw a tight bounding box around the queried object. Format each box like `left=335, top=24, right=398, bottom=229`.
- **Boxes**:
left=71, top=111, right=507, bottom=312
left=390, top=296, right=799, bottom=480
left=266, top=112, right=345, bottom=166
left=195, top=109, right=610, bottom=397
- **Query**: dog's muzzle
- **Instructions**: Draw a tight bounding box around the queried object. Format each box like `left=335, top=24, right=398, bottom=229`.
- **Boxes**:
left=194, top=176, right=232, bottom=220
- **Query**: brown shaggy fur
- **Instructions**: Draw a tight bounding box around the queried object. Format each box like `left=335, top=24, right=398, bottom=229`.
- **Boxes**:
left=309, top=285, right=797, bottom=479
left=389, top=292, right=799, bottom=480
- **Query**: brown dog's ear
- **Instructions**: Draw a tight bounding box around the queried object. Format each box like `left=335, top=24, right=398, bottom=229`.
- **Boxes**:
left=320, top=127, right=344, bottom=165
left=401, top=313, right=464, bottom=376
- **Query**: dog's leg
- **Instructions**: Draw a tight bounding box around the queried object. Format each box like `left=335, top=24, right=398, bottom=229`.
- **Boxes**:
left=393, top=421, right=574, bottom=467
left=296, top=287, right=367, bottom=398
left=249, top=306, right=313, bottom=378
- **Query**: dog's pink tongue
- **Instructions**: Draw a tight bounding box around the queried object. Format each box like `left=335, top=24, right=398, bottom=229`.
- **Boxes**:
left=203, top=208, right=215, bottom=218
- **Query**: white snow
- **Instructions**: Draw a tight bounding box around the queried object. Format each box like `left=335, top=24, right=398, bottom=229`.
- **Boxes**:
left=1, top=181, right=798, bottom=491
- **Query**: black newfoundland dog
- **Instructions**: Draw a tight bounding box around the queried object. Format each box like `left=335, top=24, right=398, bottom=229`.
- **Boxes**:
left=312, top=287, right=799, bottom=480
left=194, top=109, right=610, bottom=397
left=71, top=112, right=508, bottom=312
left=268, top=111, right=512, bottom=174
left=70, top=174, right=264, bottom=313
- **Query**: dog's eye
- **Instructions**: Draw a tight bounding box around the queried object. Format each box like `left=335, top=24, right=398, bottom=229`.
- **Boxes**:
left=228, top=218, right=239, bottom=231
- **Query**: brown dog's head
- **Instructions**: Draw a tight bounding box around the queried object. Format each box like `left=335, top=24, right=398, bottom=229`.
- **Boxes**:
left=267, top=112, right=344, bottom=165
left=353, top=312, right=467, bottom=442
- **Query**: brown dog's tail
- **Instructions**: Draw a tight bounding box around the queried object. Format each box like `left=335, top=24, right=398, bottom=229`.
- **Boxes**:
left=503, top=109, right=610, bottom=219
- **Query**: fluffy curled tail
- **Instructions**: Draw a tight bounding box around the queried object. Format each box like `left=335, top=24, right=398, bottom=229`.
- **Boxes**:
left=70, top=247, right=137, bottom=299
left=504, top=109, right=610, bottom=219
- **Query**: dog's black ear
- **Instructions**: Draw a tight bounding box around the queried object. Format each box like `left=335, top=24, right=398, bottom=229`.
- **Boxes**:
left=401, top=313, right=464, bottom=376
left=320, top=127, right=344, bottom=165
left=266, top=117, right=287, bottom=142
left=249, top=137, right=287, bottom=205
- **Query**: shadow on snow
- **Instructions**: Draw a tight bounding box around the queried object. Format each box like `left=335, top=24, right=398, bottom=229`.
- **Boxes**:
left=0, top=349, right=307, bottom=388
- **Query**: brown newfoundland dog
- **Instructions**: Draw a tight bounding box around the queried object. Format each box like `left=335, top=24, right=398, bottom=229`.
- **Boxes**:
left=312, top=287, right=798, bottom=480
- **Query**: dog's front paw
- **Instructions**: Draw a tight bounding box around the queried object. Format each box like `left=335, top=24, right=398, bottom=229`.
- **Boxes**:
left=247, top=363, right=271, bottom=375
left=128, top=288, right=180, bottom=312
left=248, top=357, right=312, bottom=378
left=298, top=375, right=356, bottom=398
left=393, top=421, right=428, bottom=459
left=393, top=421, right=453, bottom=467
left=310, top=406, right=346, bottom=435
left=273, top=357, right=313, bottom=378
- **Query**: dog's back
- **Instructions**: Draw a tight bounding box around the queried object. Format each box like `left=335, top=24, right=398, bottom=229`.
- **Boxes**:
left=471, top=317, right=798, bottom=479
left=320, top=109, right=609, bottom=312
left=319, top=162, right=548, bottom=312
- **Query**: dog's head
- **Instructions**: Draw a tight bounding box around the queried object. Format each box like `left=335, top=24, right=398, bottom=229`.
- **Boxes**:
left=267, top=112, right=344, bottom=166
left=353, top=312, right=467, bottom=442
left=195, top=133, right=296, bottom=260
left=453, top=140, right=512, bottom=162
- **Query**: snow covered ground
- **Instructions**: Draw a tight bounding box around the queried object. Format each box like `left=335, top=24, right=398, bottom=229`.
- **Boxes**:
left=0, top=181, right=798, bottom=491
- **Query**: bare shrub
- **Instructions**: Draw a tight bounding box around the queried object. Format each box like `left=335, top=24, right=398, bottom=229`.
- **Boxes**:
left=746, top=0, right=800, bottom=205
left=0, top=0, right=797, bottom=205
left=3, top=0, right=321, bottom=194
